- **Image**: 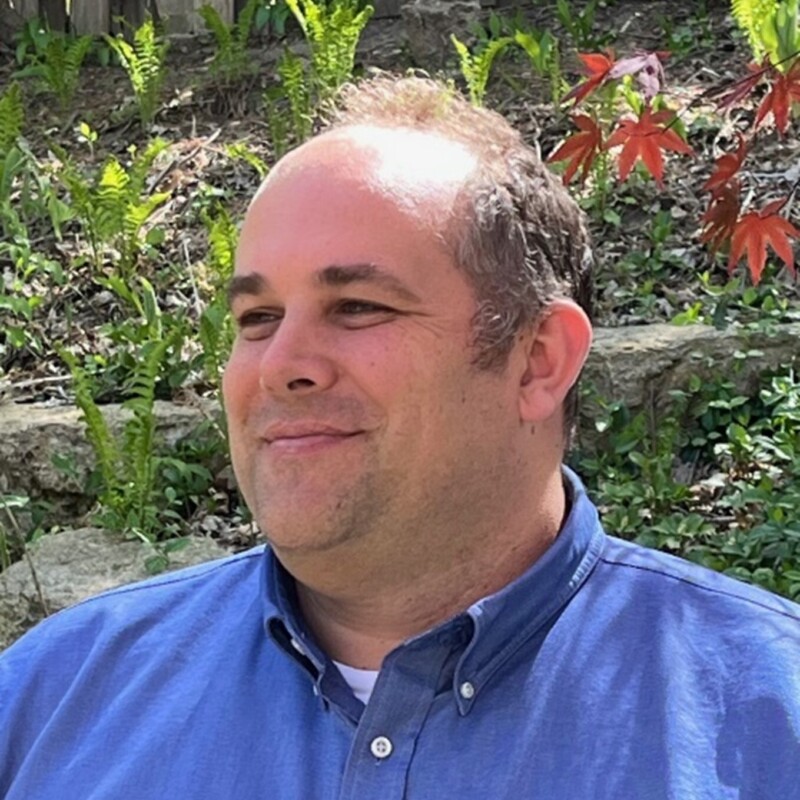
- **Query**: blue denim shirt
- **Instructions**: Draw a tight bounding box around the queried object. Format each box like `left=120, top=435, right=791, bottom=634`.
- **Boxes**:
left=2, top=470, right=799, bottom=799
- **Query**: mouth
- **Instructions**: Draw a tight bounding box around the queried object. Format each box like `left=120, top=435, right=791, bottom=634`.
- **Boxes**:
left=264, top=428, right=364, bottom=455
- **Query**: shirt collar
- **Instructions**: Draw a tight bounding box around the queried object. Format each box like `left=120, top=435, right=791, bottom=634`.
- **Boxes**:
left=261, top=466, right=605, bottom=708
left=451, top=465, right=605, bottom=711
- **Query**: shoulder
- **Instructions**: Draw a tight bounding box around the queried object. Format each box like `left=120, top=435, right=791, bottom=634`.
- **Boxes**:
left=597, top=535, right=800, bottom=626
left=0, top=545, right=268, bottom=670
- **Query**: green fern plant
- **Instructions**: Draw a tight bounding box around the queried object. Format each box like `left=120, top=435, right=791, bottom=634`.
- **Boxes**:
left=279, top=49, right=313, bottom=142
left=105, top=18, right=169, bottom=128
left=16, top=34, right=93, bottom=110
left=263, top=49, right=313, bottom=157
left=225, top=142, right=269, bottom=178
left=199, top=206, right=238, bottom=388
left=200, top=0, right=260, bottom=82
left=732, top=0, right=800, bottom=67
left=0, top=83, right=25, bottom=208
left=285, top=0, right=374, bottom=97
left=263, top=1, right=371, bottom=154
left=59, top=324, right=183, bottom=548
left=58, top=139, right=170, bottom=274
left=451, top=34, right=513, bottom=107
left=263, top=86, right=291, bottom=157
left=0, top=83, right=70, bottom=235
left=0, top=83, right=24, bottom=159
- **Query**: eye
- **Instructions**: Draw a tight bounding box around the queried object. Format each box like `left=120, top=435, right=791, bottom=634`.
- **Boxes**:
left=235, top=308, right=282, bottom=338
left=336, top=300, right=395, bottom=316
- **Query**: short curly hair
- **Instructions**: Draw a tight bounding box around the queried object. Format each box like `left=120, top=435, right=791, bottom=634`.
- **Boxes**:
left=323, top=74, right=594, bottom=437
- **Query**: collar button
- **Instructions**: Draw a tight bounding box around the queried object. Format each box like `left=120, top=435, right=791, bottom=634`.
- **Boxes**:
left=459, top=681, right=476, bottom=700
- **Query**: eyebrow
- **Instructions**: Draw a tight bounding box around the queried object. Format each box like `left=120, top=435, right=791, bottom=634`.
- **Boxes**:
left=227, top=263, right=423, bottom=306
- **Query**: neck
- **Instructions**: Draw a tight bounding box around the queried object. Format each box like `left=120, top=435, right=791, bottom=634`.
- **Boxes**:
left=288, top=470, right=566, bottom=670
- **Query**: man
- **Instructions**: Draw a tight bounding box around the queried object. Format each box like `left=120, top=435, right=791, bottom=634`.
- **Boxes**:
left=1, top=75, right=798, bottom=799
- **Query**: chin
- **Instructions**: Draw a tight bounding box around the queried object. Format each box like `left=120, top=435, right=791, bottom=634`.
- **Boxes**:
left=258, top=507, right=362, bottom=555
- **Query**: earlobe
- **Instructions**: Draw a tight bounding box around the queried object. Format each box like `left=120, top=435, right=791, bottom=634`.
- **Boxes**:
left=517, top=300, right=592, bottom=423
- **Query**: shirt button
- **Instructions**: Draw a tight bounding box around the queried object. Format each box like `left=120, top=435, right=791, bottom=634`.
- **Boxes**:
left=459, top=681, right=475, bottom=700
left=370, top=736, right=393, bottom=759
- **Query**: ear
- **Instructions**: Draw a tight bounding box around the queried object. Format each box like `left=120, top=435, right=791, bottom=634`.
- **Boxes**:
left=517, top=300, right=592, bottom=423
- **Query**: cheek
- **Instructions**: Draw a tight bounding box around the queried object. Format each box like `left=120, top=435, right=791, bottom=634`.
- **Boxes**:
left=222, top=344, right=261, bottom=414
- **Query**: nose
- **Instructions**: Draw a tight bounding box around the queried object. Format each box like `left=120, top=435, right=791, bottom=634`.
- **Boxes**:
left=257, top=314, right=338, bottom=398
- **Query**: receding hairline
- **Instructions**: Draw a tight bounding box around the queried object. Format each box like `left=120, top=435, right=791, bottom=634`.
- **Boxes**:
left=253, top=122, right=483, bottom=207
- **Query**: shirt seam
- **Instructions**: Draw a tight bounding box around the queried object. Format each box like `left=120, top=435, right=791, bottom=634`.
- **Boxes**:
left=468, top=525, right=607, bottom=695
left=599, top=556, right=800, bottom=623
left=66, top=547, right=267, bottom=611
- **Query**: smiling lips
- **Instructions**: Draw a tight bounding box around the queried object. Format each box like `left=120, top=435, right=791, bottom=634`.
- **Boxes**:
left=263, top=423, right=363, bottom=454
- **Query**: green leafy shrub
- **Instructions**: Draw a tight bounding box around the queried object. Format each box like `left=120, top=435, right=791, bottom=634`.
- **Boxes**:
left=59, top=323, right=210, bottom=567
left=15, top=33, right=94, bottom=111
left=105, top=18, right=169, bottom=128
left=58, top=139, right=171, bottom=275
left=198, top=207, right=239, bottom=391
left=264, top=0, right=373, bottom=154
left=731, top=0, right=800, bottom=65
left=575, top=367, right=800, bottom=601
left=451, top=33, right=513, bottom=107
left=200, top=0, right=260, bottom=83
left=285, top=0, right=374, bottom=97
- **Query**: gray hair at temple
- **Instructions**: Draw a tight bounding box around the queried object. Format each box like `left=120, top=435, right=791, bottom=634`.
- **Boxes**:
left=322, top=74, right=595, bottom=438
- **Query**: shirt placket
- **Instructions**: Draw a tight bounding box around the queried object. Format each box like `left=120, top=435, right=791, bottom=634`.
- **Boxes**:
left=337, top=638, right=455, bottom=800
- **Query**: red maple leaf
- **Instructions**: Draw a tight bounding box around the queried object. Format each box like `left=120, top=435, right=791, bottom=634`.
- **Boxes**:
left=755, top=59, right=800, bottom=134
left=716, top=59, right=770, bottom=112
left=547, top=114, right=604, bottom=184
left=702, top=134, right=748, bottom=193
left=700, top=181, right=741, bottom=254
left=605, top=106, right=693, bottom=186
left=563, top=51, right=616, bottom=106
left=728, top=199, right=799, bottom=284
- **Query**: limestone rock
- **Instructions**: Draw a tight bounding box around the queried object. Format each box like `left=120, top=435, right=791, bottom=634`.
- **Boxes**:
left=401, top=0, right=481, bottom=68
left=0, top=399, right=216, bottom=529
left=0, top=527, right=229, bottom=651
left=585, top=322, right=800, bottom=413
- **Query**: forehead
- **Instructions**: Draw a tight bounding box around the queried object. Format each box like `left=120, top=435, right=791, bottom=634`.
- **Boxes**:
left=251, top=125, right=477, bottom=224
left=235, top=127, right=479, bottom=288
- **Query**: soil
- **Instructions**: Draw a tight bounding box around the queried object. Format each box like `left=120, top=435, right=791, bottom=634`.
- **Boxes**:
left=1, top=0, right=800, bottom=407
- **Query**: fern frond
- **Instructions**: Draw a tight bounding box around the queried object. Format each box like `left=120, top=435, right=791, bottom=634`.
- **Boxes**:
left=66, top=35, right=94, bottom=76
left=59, top=346, right=122, bottom=499
left=278, top=49, right=313, bottom=143
left=285, top=0, right=308, bottom=36
left=225, top=142, right=269, bottom=178
left=96, top=157, right=129, bottom=238
left=107, top=18, right=168, bottom=127
left=40, top=34, right=93, bottom=109
left=128, top=138, right=168, bottom=197
left=731, top=0, right=780, bottom=60
left=199, top=4, right=233, bottom=51
left=234, top=0, right=261, bottom=49
left=205, top=206, right=239, bottom=286
left=0, top=84, right=24, bottom=158
left=285, top=0, right=373, bottom=96
left=263, top=88, right=290, bottom=158
left=452, top=34, right=512, bottom=106
left=123, top=326, right=182, bottom=524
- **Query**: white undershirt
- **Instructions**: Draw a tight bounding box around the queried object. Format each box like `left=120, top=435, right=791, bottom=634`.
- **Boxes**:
left=334, top=660, right=380, bottom=705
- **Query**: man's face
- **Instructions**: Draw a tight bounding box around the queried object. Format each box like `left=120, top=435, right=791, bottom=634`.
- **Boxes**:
left=223, top=127, right=528, bottom=558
